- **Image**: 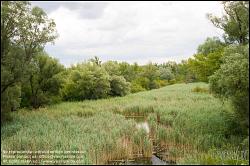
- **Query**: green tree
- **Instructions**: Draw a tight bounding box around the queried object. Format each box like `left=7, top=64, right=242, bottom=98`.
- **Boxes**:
left=207, top=1, right=249, bottom=44
left=197, top=37, right=226, bottom=55
left=110, top=75, right=130, bottom=96
left=209, top=44, right=249, bottom=130
left=188, top=37, right=225, bottom=82
left=90, top=56, right=102, bottom=66
left=159, top=67, right=174, bottom=81
left=131, top=77, right=150, bottom=91
left=1, top=1, right=57, bottom=120
left=62, top=63, right=110, bottom=100
left=175, top=60, right=196, bottom=83
left=119, top=62, right=140, bottom=82
left=160, top=61, right=178, bottom=75
left=141, top=63, right=161, bottom=89
left=207, top=1, right=249, bottom=132
left=21, top=53, right=64, bottom=108
left=130, top=81, right=146, bottom=93
left=102, top=61, right=121, bottom=76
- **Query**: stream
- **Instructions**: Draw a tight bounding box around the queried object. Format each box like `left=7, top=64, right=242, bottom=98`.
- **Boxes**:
left=121, top=116, right=171, bottom=165
left=122, top=155, right=168, bottom=165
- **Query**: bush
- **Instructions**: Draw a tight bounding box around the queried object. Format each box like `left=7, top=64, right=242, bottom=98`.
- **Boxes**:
left=192, top=86, right=209, bottom=93
left=209, top=44, right=249, bottom=130
left=168, top=79, right=177, bottom=85
left=110, top=75, right=130, bottom=96
left=1, top=84, right=21, bottom=122
left=62, top=63, right=111, bottom=100
left=130, top=82, right=146, bottom=93
left=149, top=80, right=161, bottom=89
left=20, top=53, right=65, bottom=108
left=159, top=67, right=174, bottom=81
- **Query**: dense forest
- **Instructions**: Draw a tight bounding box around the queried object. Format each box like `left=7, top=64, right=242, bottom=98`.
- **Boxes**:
left=1, top=1, right=249, bottom=165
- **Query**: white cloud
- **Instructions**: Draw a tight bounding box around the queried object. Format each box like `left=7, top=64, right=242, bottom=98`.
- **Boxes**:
left=40, top=1, right=224, bottom=66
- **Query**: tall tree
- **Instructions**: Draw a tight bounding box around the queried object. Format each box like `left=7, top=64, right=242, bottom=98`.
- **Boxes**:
left=207, top=1, right=249, bottom=132
left=188, top=37, right=225, bottom=82
left=90, top=56, right=102, bottom=66
left=209, top=44, right=249, bottom=130
left=207, top=1, right=249, bottom=44
left=21, top=53, right=64, bottom=108
left=62, top=63, right=110, bottom=101
left=1, top=1, right=57, bottom=118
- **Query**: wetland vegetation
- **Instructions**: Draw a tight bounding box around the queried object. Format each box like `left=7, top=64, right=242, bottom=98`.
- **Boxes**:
left=1, top=1, right=249, bottom=165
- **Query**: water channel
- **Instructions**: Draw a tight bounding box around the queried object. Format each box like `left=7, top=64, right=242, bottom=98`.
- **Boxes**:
left=119, top=116, right=171, bottom=165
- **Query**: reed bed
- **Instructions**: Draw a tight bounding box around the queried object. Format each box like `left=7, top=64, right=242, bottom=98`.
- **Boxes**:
left=1, top=83, right=248, bottom=164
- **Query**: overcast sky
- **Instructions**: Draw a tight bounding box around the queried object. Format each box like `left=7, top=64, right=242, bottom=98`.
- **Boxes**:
left=31, top=1, right=224, bottom=67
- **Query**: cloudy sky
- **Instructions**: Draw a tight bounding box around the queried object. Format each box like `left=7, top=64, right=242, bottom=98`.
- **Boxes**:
left=31, top=1, right=224, bottom=67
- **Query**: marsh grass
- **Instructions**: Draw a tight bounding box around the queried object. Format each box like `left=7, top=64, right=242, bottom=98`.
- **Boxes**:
left=179, top=147, right=249, bottom=165
left=1, top=83, right=248, bottom=165
left=191, top=86, right=209, bottom=93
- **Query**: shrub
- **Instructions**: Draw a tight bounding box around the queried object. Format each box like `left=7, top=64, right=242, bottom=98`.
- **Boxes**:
left=192, top=86, right=209, bottom=93
left=209, top=44, right=249, bottom=130
left=62, top=63, right=110, bottom=100
left=130, top=82, right=146, bottom=93
left=168, top=79, right=177, bottom=85
left=20, top=53, right=65, bottom=108
left=110, top=75, right=130, bottom=96
left=159, top=67, right=174, bottom=81
left=156, top=79, right=168, bottom=87
left=1, top=84, right=21, bottom=122
left=149, top=80, right=161, bottom=89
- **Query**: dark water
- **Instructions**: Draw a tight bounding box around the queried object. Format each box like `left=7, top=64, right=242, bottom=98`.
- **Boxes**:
left=119, top=116, right=171, bottom=165
left=151, top=155, right=168, bottom=165
left=108, top=155, right=168, bottom=165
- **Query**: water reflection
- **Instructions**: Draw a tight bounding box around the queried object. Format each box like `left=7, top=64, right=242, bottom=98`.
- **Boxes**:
left=121, top=116, right=171, bottom=165
left=136, top=122, right=150, bottom=133
left=108, top=155, right=168, bottom=165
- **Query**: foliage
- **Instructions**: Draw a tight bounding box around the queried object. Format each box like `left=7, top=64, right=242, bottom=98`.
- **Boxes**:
left=20, top=52, right=65, bottom=108
left=2, top=83, right=247, bottom=164
left=89, top=56, right=102, bottom=66
left=130, top=81, right=146, bottom=93
left=159, top=67, right=174, bottom=81
left=209, top=44, right=249, bottom=130
left=175, top=60, right=196, bottom=83
left=207, top=1, right=249, bottom=44
left=1, top=47, right=25, bottom=116
left=188, top=37, right=225, bottom=82
left=119, top=62, right=140, bottom=82
left=1, top=1, right=248, bottom=164
left=191, top=86, right=209, bottom=93
left=1, top=1, right=57, bottom=121
left=141, top=63, right=160, bottom=82
left=62, top=63, right=110, bottom=100
left=197, top=37, right=226, bottom=55
left=110, top=75, right=131, bottom=97
left=102, top=61, right=121, bottom=76
left=180, top=147, right=249, bottom=165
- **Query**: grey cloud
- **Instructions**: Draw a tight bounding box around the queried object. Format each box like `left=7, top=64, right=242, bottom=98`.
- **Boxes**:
left=31, top=1, right=108, bottom=19
left=39, top=1, right=223, bottom=66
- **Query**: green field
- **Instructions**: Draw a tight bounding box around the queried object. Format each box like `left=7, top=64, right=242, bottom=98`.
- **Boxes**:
left=1, top=83, right=248, bottom=165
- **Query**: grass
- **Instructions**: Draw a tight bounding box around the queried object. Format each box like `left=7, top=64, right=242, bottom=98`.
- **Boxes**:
left=191, top=86, right=209, bottom=93
left=1, top=82, right=249, bottom=164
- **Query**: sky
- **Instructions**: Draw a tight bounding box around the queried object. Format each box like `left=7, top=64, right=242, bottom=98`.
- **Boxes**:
left=31, top=1, right=224, bottom=67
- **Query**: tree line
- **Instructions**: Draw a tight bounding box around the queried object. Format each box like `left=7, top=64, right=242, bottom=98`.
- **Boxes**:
left=18, top=53, right=196, bottom=107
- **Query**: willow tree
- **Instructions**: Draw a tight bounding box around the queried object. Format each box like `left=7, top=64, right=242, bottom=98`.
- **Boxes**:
left=1, top=1, right=57, bottom=120
left=207, top=1, right=249, bottom=44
